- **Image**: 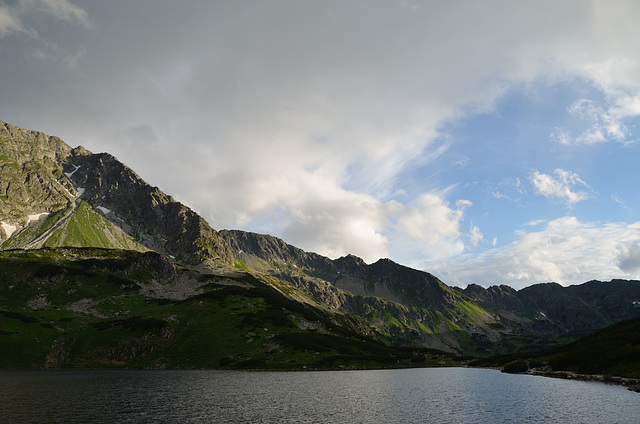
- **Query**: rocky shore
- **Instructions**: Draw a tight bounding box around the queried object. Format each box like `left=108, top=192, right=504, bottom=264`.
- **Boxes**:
left=524, top=369, right=640, bottom=393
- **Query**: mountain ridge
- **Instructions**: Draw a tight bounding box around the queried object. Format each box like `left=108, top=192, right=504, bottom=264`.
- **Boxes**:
left=1, top=119, right=640, bottom=358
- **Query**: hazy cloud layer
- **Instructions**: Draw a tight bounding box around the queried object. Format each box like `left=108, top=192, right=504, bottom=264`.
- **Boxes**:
left=0, top=0, right=91, bottom=36
left=3, top=1, right=640, bottom=286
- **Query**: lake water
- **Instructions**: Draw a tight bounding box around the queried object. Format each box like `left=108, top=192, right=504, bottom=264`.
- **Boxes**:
left=0, top=367, right=638, bottom=423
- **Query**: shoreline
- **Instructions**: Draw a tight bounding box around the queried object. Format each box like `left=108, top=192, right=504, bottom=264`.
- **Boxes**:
left=505, top=368, right=640, bottom=393
left=3, top=363, right=640, bottom=392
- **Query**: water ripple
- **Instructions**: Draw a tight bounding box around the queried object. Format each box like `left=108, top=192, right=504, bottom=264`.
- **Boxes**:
left=0, top=368, right=638, bottom=423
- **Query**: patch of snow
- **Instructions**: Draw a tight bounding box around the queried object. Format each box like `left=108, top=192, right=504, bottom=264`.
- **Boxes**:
left=539, top=312, right=547, bottom=318
left=27, top=212, right=49, bottom=223
left=64, top=164, right=81, bottom=178
left=96, top=205, right=124, bottom=222
left=76, top=187, right=85, bottom=197
left=1, top=221, right=17, bottom=238
left=169, top=255, right=175, bottom=259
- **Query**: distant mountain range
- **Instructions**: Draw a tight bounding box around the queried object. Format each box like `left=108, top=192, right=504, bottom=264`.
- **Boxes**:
left=1, top=119, right=640, bottom=368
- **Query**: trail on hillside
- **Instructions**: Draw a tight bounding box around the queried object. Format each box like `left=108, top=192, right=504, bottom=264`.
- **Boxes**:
left=22, top=200, right=79, bottom=249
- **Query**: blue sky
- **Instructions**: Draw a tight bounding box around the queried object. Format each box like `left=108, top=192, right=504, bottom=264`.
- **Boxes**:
left=2, top=1, right=640, bottom=289
left=423, top=80, right=640, bottom=285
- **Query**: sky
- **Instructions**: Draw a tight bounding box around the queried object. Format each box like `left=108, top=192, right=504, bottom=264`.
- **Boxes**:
left=2, top=1, right=640, bottom=289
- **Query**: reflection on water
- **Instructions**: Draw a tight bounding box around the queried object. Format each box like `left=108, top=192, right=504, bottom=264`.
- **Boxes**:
left=0, top=367, right=638, bottom=423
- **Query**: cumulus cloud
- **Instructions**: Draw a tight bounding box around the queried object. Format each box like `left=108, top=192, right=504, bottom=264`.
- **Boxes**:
left=397, top=195, right=459, bottom=244
left=281, top=189, right=390, bottom=263
left=531, top=169, right=592, bottom=205
left=616, top=240, right=640, bottom=274
left=391, top=193, right=469, bottom=261
left=433, top=218, right=640, bottom=289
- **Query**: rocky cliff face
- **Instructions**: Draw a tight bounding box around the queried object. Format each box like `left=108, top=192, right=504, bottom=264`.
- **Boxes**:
left=221, top=229, right=640, bottom=354
left=0, top=120, right=232, bottom=264
left=66, top=152, right=233, bottom=264
left=0, top=121, right=77, bottom=233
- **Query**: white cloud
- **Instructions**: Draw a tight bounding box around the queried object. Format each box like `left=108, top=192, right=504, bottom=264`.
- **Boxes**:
left=611, top=194, right=631, bottom=213
left=5, top=1, right=640, bottom=282
left=549, top=1, right=640, bottom=147
left=433, top=217, right=640, bottom=289
left=553, top=98, right=631, bottom=145
left=393, top=193, right=468, bottom=260
left=469, top=225, right=483, bottom=247
left=525, top=219, right=546, bottom=227
left=488, top=177, right=525, bottom=203
left=530, top=169, right=592, bottom=205
left=616, top=240, right=640, bottom=274
left=281, top=189, right=390, bottom=263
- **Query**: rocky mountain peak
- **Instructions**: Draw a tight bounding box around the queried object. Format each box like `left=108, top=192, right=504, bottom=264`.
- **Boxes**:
left=0, top=120, right=72, bottom=163
left=0, top=120, right=233, bottom=264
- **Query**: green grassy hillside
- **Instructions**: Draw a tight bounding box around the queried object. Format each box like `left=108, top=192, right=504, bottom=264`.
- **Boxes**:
left=472, top=316, right=640, bottom=382
left=0, top=248, right=463, bottom=369
left=2, top=201, right=146, bottom=251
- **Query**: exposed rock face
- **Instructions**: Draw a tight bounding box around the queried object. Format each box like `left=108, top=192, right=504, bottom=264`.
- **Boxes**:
left=0, top=120, right=77, bottom=229
left=66, top=152, right=233, bottom=264
left=221, top=229, right=640, bottom=353
left=222, top=229, right=334, bottom=271
left=222, top=229, right=461, bottom=308
left=0, top=120, right=233, bottom=264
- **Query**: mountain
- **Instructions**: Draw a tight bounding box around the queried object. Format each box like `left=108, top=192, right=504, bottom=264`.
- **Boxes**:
left=1, top=119, right=640, bottom=366
left=471, top=316, right=640, bottom=391
left=0, top=247, right=464, bottom=369
left=221, top=229, right=640, bottom=354
left=0, top=120, right=232, bottom=264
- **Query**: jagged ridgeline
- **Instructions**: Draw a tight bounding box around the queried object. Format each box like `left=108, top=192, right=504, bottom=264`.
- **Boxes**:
left=1, top=119, right=640, bottom=369
left=0, top=121, right=232, bottom=264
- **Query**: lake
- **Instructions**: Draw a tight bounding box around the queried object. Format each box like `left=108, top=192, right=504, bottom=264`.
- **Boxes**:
left=0, top=367, right=638, bottom=423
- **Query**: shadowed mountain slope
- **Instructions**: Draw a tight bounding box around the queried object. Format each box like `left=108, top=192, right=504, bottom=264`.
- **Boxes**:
left=2, top=119, right=640, bottom=359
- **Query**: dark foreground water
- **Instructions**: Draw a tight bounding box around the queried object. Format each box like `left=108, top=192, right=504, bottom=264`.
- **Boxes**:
left=0, top=367, right=638, bottom=423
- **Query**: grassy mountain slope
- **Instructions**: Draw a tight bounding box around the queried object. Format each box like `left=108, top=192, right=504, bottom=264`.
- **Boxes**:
left=2, top=118, right=640, bottom=369
left=0, top=121, right=76, bottom=234
left=0, top=119, right=232, bottom=265
left=543, top=316, right=640, bottom=379
left=0, top=248, right=462, bottom=369
left=66, top=152, right=233, bottom=264
left=472, top=316, right=640, bottom=389
left=221, top=230, right=640, bottom=356
left=2, top=201, right=146, bottom=251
